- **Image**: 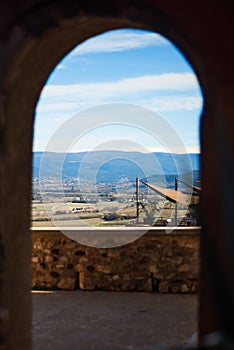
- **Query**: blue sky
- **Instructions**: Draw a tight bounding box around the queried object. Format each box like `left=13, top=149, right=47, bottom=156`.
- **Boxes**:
left=34, top=28, right=203, bottom=153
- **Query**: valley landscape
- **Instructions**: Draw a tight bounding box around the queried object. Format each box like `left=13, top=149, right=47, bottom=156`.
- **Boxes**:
left=31, top=151, right=200, bottom=227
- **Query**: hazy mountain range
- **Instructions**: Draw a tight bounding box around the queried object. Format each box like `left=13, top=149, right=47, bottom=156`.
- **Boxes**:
left=33, top=151, right=200, bottom=184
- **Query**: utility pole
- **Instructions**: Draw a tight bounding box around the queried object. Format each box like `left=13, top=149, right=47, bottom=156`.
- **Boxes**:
left=136, top=177, right=139, bottom=224
left=175, top=177, right=178, bottom=226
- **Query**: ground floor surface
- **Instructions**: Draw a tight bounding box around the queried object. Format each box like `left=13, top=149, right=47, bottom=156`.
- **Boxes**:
left=32, top=291, right=198, bottom=350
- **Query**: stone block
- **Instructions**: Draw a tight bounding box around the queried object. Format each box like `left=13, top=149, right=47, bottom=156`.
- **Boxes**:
left=178, top=264, right=190, bottom=272
left=45, top=255, right=53, bottom=263
left=80, top=275, right=95, bottom=290
left=74, top=264, right=84, bottom=272
left=181, top=284, right=190, bottom=293
left=121, top=281, right=135, bottom=291
left=159, top=281, right=169, bottom=293
left=55, top=264, right=65, bottom=269
left=144, top=278, right=152, bottom=292
left=102, top=266, right=111, bottom=274
left=123, top=274, right=130, bottom=280
left=31, top=257, right=39, bottom=263
left=59, top=256, right=68, bottom=264
left=57, top=278, right=76, bottom=290
left=112, top=274, right=120, bottom=281
left=171, top=285, right=180, bottom=293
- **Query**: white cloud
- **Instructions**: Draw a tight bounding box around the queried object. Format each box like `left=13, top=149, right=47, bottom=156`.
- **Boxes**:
left=70, top=30, right=168, bottom=56
left=139, top=95, right=203, bottom=112
left=36, top=73, right=202, bottom=116
left=37, top=102, right=79, bottom=113
left=36, top=95, right=202, bottom=115
left=40, top=73, right=199, bottom=101
left=57, top=64, right=66, bottom=70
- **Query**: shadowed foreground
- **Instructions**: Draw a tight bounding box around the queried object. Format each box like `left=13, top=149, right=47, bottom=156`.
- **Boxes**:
left=32, top=291, right=197, bottom=350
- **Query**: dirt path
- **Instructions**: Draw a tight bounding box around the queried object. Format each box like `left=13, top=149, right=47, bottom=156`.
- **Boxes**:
left=32, top=291, right=198, bottom=350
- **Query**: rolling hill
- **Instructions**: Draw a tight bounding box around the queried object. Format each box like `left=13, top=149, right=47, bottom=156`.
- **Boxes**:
left=33, top=151, right=200, bottom=183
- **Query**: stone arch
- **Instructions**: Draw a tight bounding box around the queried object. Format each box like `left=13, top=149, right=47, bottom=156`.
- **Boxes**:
left=0, top=1, right=233, bottom=350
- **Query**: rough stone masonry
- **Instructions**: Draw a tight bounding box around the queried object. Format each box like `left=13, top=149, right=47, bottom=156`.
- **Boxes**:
left=31, top=228, right=200, bottom=293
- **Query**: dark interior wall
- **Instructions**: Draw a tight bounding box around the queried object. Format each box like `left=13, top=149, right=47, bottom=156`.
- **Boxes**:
left=0, top=1, right=233, bottom=349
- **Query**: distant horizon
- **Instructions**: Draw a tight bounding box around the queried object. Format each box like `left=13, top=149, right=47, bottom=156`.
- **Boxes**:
left=33, top=149, right=200, bottom=155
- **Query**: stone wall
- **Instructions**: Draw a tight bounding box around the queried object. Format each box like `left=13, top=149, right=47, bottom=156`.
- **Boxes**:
left=31, top=228, right=200, bottom=293
left=0, top=1, right=233, bottom=348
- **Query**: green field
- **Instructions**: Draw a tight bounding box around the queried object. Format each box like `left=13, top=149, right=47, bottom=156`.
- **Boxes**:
left=31, top=197, right=189, bottom=228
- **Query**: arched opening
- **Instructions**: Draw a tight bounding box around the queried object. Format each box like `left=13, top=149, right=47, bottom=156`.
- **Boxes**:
left=1, top=15, right=205, bottom=350
left=1, top=2, right=233, bottom=350
left=31, top=28, right=202, bottom=349
left=33, top=28, right=202, bottom=231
